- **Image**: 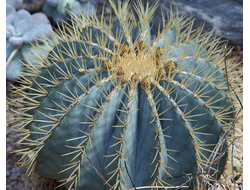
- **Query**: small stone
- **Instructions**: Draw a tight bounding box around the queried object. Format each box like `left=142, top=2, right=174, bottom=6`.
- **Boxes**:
left=20, top=177, right=25, bottom=182
left=20, top=167, right=27, bottom=173
left=10, top=181, right=17, bottom=187
left=6, top=146, right=12, bottom=152
left=6, top=138, right=12, bottom=143
left=6, top=164, right=11, bottom=170
left=6, top=170, right=11, bottom=177
left=10, top=174, right=17, bottom=180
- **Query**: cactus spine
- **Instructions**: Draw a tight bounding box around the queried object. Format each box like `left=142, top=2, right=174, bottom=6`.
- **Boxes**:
left=9, top=0, right=239, bottom=189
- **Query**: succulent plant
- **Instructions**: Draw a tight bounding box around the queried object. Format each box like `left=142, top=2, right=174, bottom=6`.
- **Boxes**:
left=7, top=0, right=23, bottom=10
left=9, top=0, right=239, bottom=189
left=42, top=0, right=99, bottom=24
left=6, top=2, right=52, bottom=81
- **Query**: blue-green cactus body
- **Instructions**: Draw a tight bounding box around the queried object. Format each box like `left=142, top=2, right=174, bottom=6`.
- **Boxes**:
left=13, top=1, right=233, bottom=190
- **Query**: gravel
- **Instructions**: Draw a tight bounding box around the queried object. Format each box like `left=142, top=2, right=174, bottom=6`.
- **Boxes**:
left=6, top=103, right=63, bottom=190
left=6, top=125, right=63, bottom=190
left=6, top=128, right=34, bottom=190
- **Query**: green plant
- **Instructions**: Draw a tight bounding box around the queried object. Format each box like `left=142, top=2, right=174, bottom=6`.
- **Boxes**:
left=233, top=166, right=243, bottom=181
left=6, top=2, right=52, bottom=81
left=42, top=0, right=99, bottom=24
left=10, top=0, right=237, bottom=189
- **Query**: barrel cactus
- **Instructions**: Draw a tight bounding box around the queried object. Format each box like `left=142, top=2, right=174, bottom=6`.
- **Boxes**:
left=10, top=0, right=236, bottom=189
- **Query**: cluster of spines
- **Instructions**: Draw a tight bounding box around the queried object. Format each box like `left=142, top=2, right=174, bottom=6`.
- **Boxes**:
left=104, top=87, right=137, bottom=189
left=7, top=0, right=240, bottom=189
